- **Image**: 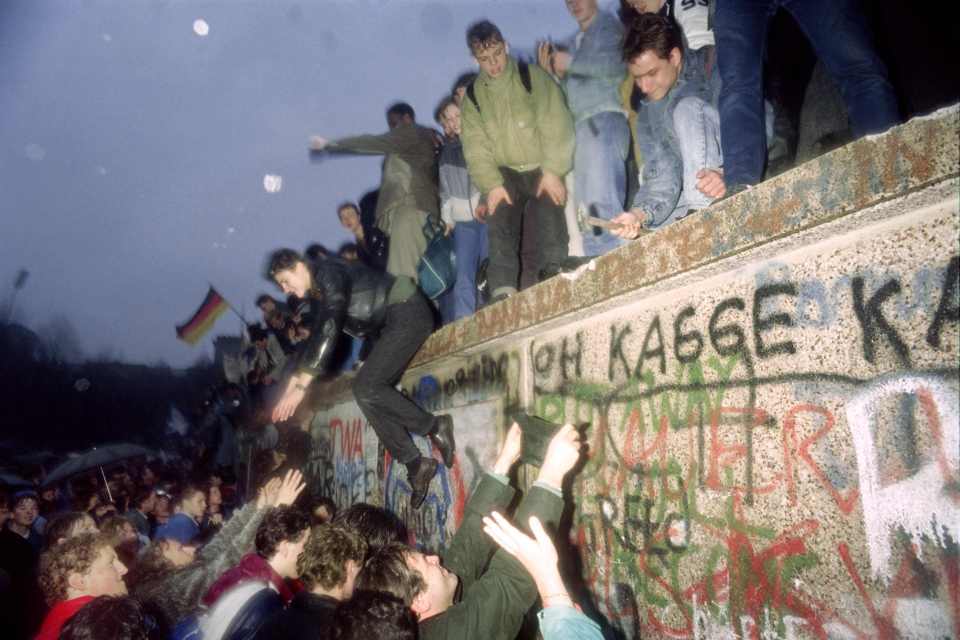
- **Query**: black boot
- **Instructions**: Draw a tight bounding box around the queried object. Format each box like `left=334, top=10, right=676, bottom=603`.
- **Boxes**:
left=407, top=456, right=438, bottom=510
left=429, top=414, right=456, bottom=468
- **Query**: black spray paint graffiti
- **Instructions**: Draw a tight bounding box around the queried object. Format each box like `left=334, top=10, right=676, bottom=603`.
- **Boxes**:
left=534, top=256, right=960, bottom=505
left=411, top=353, right=514, bottom=411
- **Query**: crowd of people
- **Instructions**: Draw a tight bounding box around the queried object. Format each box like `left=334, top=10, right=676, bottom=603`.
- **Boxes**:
left=1, top=417, right=603, bottom=640
left=2, top=0, right=907, bottom=638
left=301, top=0, right=896, bottom=313
left=241, top=0, right=899, bottom=514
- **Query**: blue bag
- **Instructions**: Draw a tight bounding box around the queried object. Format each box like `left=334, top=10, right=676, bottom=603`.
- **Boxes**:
left=417, top=218, right=456, bottom=300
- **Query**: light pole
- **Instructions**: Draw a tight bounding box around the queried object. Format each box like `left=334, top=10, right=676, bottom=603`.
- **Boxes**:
left=5, top=269, right=29, bottom=324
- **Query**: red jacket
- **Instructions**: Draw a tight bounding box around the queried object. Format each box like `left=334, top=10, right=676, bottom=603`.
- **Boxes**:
left=35, top=596, right=95, bottom=640
left=202, top=553, right=293, bottom=607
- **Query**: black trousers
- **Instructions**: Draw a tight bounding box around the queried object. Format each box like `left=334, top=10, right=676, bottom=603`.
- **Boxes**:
left=486, top=167, right=569, bottom=297
left=352, top=292, right=436, bottom=465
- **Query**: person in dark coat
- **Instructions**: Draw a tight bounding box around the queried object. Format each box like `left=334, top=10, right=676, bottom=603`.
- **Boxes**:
left=355, top=423, right=583, bottom=640
left=255, top=524, right=367, bottom=640
left=201, top=505, right=310, bottom=608
left=0, top=492, right=45, bottom=639
left=337, top=202, right=389, bottom=272
left=266, top=248, right=456, bottom=510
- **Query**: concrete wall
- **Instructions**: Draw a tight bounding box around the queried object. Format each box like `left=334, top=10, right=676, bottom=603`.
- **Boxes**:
left=302, top=107, right=959, bottom=639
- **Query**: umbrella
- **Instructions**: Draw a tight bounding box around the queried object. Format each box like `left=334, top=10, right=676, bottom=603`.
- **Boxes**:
left=43, top=443, right=152, bottom=488
left=13, top=450, right=60, bottom=467
left=0, top=471, right=32, bottom=488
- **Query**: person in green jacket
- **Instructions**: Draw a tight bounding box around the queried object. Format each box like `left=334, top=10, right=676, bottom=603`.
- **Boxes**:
left=355, top=422, right=583, bottom=640
left=310, top=103, right=439, bottom=283
left=460, top=20, right=576, bottom=302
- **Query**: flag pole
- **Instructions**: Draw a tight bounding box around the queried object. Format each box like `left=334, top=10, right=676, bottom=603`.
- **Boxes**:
left=209, top=283, right=248, bottom=325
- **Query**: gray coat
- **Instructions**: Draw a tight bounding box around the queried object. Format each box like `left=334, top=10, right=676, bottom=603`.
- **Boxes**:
left=131, top=502, right=268, bottom=631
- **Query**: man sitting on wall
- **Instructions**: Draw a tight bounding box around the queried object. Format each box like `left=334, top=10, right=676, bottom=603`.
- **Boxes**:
left=266, top=248, right=456, bottom=510
left=356, top=422, right=583, bottom=640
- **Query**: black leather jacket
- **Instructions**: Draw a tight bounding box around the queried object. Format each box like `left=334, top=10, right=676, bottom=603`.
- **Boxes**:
left=295, top=257, right=394, bottom=375
left=358, top=224, right=389, bottom=272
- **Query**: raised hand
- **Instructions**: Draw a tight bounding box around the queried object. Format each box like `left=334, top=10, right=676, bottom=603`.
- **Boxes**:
left=537, top=424, right=582, bottom=490
left=257, top=477, right=281, bottom=509
left=482, top=512, right=571, bottom=607
left=272, top=375, right=309, bottom=423
left=493, top=422, right=523, bottom=475
left=273, top=469, right=306, bottom=507
left=483, top=511, right=558, bottom=573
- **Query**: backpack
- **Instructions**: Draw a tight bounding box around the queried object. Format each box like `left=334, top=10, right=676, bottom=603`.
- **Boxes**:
left=466, top=60, right=532, bottom=114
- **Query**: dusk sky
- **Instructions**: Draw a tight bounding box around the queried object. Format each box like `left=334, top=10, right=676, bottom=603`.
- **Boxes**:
left=0, top=0, right=608, bottom=367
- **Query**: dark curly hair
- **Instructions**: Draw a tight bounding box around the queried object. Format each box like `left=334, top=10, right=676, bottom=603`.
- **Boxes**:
left=38, top=532, right=111, bottom=605
left=255, top=505, right=311, bottom=559
left=354, top=543, right=425, bottom=606
left=297, top=525, right=367, bottom=592
left=334, top=590, right=418, bottom=640
left=60, top=595, right=156, bottom=640
left=622, top=12, right=683, bottom=63
left=123, top=541, right=176, bottom=592
left=44, top=511, right=96, bottom=548
left=333, top=503, right=408, bottom=555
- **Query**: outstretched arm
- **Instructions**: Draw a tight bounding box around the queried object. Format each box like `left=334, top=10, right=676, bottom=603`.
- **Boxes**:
left=441, top=423, right=522, bottom=585
left=272, top=266, right=350, bottom=422
left=483, top=513, right=603, bottom=640
left=429, top=425, right=582, bottom=640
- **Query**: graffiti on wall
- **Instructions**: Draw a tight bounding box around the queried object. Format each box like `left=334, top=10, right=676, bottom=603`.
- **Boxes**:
left=383, top=399, right=505, bottom=551
left=307, top=403, right=379, bottom=508
left=532, top=253, right=959, bottom=639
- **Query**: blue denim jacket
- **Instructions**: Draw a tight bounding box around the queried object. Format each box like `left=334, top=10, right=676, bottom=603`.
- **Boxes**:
left=629, top=48, right=712, bottom=228
left=537, top=605, right=603, bottom=640
left=562, top=10, right=625, bottom=124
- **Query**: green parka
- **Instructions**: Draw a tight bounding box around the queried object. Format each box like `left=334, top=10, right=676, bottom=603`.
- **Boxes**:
left=419, top=473, right=564, bottom=640
left=461, top=58, right=575, bottom=195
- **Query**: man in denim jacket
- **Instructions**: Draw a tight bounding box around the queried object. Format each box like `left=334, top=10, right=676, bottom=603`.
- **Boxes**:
left=539, top=0, right=630, bottom=256
left=611, top=13, right=726, bottom=240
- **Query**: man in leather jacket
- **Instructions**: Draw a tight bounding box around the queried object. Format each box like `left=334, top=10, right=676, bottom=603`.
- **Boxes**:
left=266, top=248, right=456, bottom=509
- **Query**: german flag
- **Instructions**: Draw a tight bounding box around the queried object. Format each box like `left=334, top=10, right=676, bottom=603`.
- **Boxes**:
left=176, top=287, right=230, bottom=345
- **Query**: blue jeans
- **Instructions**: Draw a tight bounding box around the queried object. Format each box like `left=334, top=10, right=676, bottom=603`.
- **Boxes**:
left=716, top=0, right=899, bottom=186
left=673, top=96, right=723, bottom=214
left=451, top=219, right=488, bottom=320
left=575, top=111, right=630, bottom=257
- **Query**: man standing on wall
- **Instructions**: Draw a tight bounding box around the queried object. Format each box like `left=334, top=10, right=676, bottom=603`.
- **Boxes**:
left=310, top=103, right=438, bottom=283
left=539, top=0, right=630, bottom=256
left=460, top=20, right=576, bottom=302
